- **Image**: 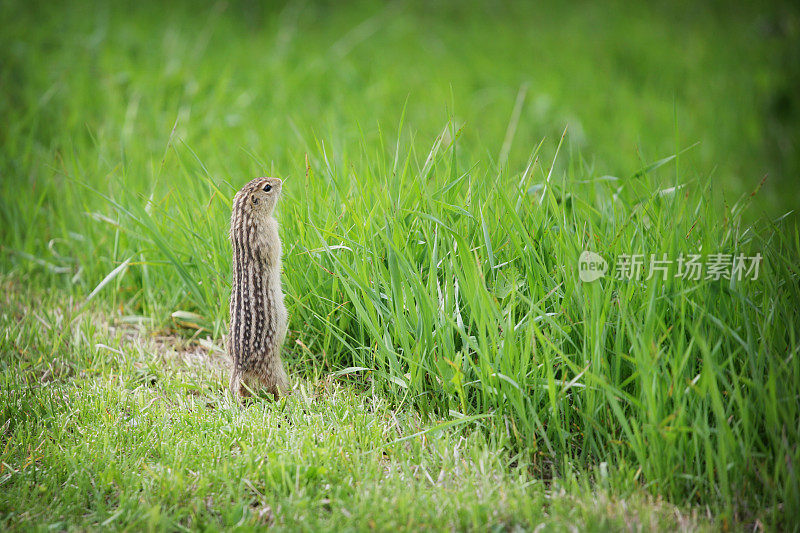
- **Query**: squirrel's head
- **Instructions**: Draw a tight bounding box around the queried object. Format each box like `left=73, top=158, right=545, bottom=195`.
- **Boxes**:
left=237, top=176, right=283, bottom=218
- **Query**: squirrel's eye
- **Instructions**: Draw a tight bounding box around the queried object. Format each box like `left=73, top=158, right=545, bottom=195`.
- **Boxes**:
left=252, top=196, right=259, bottom=204
left=263, top=184, right=272, bottom=192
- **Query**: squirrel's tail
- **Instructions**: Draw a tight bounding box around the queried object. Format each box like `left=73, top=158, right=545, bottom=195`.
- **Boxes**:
left=229, top=369, right=242, bottom=398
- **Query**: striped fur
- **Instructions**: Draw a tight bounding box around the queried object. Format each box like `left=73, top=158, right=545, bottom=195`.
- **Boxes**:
left=228, top=177, right=289, bottom=398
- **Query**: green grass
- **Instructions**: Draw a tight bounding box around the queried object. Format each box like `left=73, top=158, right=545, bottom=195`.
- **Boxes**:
left=0, top=280, right=713, bottom=531
left=2, top=0, right=800, bottom=530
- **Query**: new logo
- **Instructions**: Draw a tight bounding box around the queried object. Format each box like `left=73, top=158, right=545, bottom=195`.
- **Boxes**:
left=578, top=251, right=608, bottom=282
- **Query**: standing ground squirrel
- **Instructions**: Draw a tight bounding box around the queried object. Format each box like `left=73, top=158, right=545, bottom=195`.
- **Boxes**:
left=228, top=177, right=290, bottom=399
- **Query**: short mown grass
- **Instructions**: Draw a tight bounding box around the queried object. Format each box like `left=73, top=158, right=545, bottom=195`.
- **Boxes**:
left=2, top=0, right=799, bottom=529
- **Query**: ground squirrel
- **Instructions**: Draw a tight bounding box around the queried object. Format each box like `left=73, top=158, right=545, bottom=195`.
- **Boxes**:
left=228, top=177, right=290, bottom=399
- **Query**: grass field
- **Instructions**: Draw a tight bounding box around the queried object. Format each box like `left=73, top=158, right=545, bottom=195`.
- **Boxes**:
left=2, top=0, right=800, bottom=530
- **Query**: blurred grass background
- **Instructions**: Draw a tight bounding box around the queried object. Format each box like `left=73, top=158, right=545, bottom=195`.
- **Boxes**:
left=2, top=0, right=800, bottom=528
left=2, top=0, right=799, bottom=214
